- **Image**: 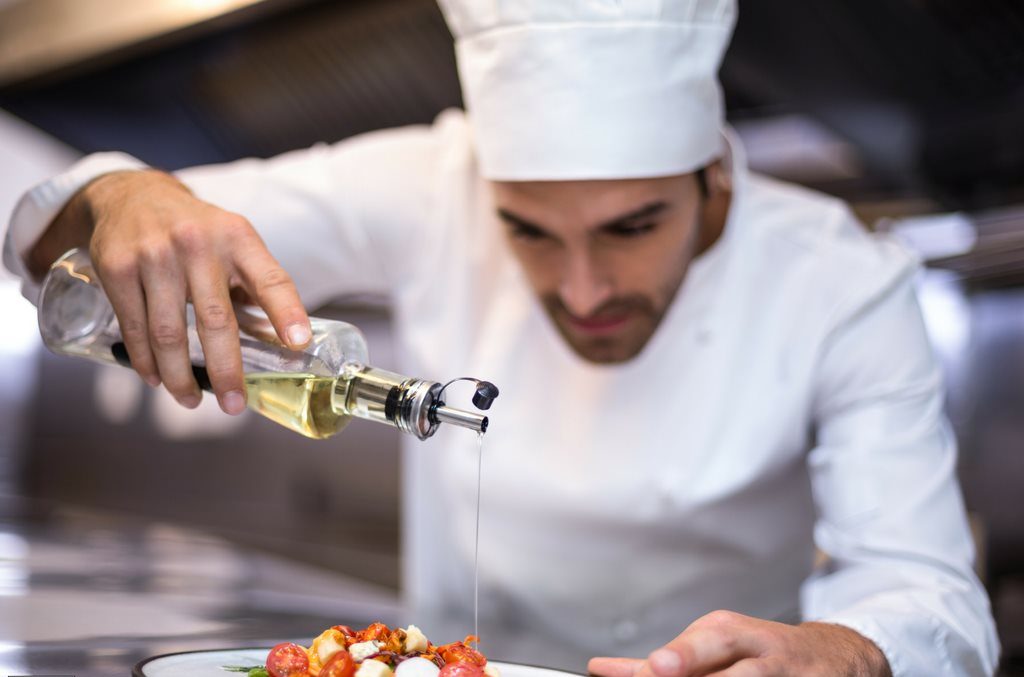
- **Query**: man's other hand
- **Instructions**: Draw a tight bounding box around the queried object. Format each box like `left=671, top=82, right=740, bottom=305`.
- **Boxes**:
left=587, top=610, right=891, bottom=677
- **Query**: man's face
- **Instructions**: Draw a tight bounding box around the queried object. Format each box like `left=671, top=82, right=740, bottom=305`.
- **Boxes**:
left=492, top=174, right=705, bottom=364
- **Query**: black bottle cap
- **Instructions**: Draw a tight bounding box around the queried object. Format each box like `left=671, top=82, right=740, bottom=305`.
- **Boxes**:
left=471, top=381, right=499, bottom=410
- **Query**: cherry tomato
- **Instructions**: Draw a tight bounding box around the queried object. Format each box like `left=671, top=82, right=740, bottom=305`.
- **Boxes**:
left=438, top=644, right=485, bottom=667
left=319, top=650, right=356, bottom=677
left=267, top=643, right=310, bottom=677
left=439, top=662, right=483, bottom=677
left=358, top=622, right=391, bottom=642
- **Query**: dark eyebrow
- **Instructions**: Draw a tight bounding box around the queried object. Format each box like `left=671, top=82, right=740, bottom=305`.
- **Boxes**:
left=496, top=207, right=545, bottom=233
left=496, top=200, right=669, bottom=235
left=596, top=201, right=668, bottom=232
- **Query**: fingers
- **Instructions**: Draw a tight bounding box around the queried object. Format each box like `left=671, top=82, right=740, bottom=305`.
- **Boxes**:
left=185, top=254, right=246, bottom=415
left=231, top=225, right=310, bottom=349
left=87, top=179, right=268, bottom=413
left=588, top=657, right=643, bottom=677
left=98, top=253, right=160, bottom=387
left=139, top=255, right=201, bottom=408
left=91, top=196, right=302, bottom=415
left=645, top=649, right=686, bottom=676
left=637, top=612, right=763, bottom=677
left=636, top=640, right=736, bottom=677
left=595, top=637, right=760, bottom=677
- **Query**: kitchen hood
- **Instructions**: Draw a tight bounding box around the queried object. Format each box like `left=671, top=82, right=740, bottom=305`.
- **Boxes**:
left=0, top=0, right=302, bottom=87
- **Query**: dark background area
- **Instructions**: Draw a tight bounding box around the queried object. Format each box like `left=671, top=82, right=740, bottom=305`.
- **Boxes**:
left=1, top=0, right=1022, bottom=211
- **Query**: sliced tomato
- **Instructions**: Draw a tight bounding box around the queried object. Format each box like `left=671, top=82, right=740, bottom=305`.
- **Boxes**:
left=267, top=642, right=310, bottom=677
left=438, top=662, right=484, bottom=677
left=358, top=622, right=391, bottom=642
left=319, top=650, right=356, bottom=677
left=438, top=643, right=485, bottom=667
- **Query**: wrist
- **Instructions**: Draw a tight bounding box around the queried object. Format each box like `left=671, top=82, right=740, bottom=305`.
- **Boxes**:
left=800, top=622, right=892, bottom=677
left=27, top=181, right=95, bottom=279
left=27, top=169, right=188, bottom=278
left=79, top=168, right=190, bottom=220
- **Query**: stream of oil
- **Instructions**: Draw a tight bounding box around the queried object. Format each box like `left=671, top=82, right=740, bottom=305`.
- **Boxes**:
left=473, top=430, right=483, bottom=644
left=247, top=370, right=487, bottom=643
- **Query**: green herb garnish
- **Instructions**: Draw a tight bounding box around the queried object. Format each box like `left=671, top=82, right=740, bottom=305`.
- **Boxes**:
left=222, top=665, right=269, bottom=677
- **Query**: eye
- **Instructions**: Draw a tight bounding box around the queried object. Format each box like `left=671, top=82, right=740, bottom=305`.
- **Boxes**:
left=605, top=222, right=658, bottom=239
left=509, top=222, right=550, bottom=242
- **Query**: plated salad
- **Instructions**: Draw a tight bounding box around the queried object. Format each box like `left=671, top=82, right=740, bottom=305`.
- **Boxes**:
left=225, top=623, right=499, bottom=677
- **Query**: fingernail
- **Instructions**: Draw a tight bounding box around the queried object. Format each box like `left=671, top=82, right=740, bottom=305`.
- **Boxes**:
left=144, top=375, right=161, bottom=388
left=287, top=323, right=311, bottom=347
left=180, top=393, right=201, bottom=409
left=649, top=650, right=682, bottom=677
left=220, top=390, right=246, bottom=415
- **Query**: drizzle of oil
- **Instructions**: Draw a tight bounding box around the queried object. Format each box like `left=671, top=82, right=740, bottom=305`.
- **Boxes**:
left=473, top=430, right=484, bottom=646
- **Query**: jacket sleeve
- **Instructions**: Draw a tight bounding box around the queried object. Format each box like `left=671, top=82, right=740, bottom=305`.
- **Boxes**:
left=801, top=266, right=1000, bottom=676
left=3, top=151, right=147, bottom=302
left=3, top=110, right=468, bottom=308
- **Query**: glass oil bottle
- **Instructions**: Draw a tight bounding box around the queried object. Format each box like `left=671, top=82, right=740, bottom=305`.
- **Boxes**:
left=37, top=248, right=496, bottom=440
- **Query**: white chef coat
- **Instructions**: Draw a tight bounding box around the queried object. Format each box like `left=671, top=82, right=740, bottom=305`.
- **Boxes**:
left=4, top=109, right=999, bottom=676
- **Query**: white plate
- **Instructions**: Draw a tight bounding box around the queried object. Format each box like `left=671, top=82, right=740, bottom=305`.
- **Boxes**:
left=134, top=651, right=581, bottom=677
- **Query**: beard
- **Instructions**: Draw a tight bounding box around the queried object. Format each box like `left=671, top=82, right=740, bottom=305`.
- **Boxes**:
left=540, top=293, right=665, bottom=364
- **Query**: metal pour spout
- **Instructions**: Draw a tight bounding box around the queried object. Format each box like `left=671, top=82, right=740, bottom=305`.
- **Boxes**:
left=433, top=404, right=489, bottom=434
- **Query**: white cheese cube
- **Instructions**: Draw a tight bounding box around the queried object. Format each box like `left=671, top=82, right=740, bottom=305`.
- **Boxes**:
left=317, top=635, right=348, bottom=664
left=350, top=640, right=383, bottom=662
left=356, top=660, right=394, bottom=677
left=403, top=625, right=429, bottom=653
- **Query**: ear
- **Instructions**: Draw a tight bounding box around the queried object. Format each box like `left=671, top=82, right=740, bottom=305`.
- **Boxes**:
left=694, top=161, right=731, bottom=255
left=705, top=161, right=732, bottom=195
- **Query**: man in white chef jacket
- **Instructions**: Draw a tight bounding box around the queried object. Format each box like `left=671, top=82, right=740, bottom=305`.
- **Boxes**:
left=2, top=0, right=1000, bottom=675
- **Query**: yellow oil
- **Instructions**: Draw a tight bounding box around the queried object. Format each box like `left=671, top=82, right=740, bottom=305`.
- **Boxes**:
left=243, top=372, right=351, bottom=439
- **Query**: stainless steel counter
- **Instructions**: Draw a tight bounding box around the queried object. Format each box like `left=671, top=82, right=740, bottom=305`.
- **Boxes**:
left=0, top=502, right=402, bottom=677
left=0, top=501, right=602, bottom=676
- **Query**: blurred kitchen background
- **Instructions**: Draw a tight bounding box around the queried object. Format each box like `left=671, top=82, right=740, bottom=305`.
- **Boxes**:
left=0, top=0, right=1022, bottom=675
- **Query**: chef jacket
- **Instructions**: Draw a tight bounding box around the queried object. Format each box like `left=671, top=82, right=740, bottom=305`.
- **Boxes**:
left=3, top=109, right=999, bottom=676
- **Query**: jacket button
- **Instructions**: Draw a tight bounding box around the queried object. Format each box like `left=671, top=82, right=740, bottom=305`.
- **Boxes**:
left=612, top=618, right=639, bottom=642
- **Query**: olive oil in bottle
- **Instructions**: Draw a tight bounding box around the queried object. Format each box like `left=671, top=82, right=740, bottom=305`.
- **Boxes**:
left=241, top=366, right=495, bottom=441
left=243, top=372, right=351, bottom=439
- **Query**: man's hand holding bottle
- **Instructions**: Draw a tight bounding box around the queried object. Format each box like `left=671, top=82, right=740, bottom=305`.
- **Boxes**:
left=29, top=169, right=312, bottom=414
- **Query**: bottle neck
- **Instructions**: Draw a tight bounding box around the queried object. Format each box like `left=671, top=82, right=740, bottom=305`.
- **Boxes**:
left=334, top=365, right=488, bottom=440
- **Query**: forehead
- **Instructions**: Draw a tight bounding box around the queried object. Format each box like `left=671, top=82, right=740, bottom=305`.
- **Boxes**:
left=489, top=175, right=690, bottom=231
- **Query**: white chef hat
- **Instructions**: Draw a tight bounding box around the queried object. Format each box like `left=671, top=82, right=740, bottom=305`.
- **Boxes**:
left=438, top=0, right=738, bottom=181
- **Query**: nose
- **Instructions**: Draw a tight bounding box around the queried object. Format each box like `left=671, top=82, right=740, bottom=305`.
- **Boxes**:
left=558, top=250, right=613, bottom=318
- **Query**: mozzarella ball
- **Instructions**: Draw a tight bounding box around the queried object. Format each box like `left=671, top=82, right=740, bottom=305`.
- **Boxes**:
left=395, top=657, right=440, bottom=677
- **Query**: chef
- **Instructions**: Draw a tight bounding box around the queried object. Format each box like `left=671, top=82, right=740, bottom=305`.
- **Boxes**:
left=2, top=0, right=999, bottom=675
